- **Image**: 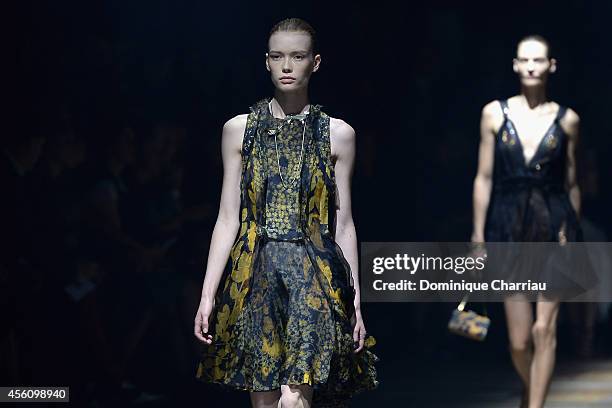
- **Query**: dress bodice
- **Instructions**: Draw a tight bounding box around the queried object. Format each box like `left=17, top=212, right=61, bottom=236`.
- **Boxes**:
left=485, top=99, right=580, bottom=242
left=261, top=107, right=313, bottom=240
left=492, top=99, right=568, bottom=194
left=241, top=98, right=337, bottom=243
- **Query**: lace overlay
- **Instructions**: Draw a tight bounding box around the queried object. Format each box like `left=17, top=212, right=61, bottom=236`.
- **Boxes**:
left=262, top=115, right=310, bottom=240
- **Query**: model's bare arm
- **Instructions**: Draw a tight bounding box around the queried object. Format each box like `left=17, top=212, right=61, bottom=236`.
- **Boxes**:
left=200, top=114, right=246, bottom=299
left=330, top=118, right=367, bottom=353
left=195, top=114, right=246, bottom=343
left=561, top=108, right=581, bottom=219
left=471, top=102, right=499, bottom=242
left=331, top=118, right=359, bottom=303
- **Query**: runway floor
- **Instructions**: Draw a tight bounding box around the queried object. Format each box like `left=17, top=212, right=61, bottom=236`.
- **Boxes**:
left=354, top=355, right=612, bottom=407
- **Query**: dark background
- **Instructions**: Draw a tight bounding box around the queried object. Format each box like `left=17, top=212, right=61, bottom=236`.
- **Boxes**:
left=4, top=0, right=611, bottom=406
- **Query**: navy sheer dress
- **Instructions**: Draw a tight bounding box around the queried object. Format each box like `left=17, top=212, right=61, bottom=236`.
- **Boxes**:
left=484, top=100, right=596, bottom=298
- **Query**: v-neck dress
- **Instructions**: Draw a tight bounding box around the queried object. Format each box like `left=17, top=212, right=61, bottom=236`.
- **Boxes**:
left=484, top=99, right=596, bottom=297
left=485, top=99, right=577, bottom=242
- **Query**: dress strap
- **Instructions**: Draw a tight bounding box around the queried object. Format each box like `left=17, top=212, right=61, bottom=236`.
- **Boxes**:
left=555, top=105, right=567, bottom=123
left=498, top=99, right=509, bottom=118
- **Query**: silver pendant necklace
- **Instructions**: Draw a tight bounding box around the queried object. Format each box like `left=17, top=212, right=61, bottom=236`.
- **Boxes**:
left=268, top=100, right=308, bottom=187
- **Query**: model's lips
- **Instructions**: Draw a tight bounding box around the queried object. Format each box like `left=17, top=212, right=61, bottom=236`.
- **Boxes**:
left=279, top=77, right=296, bottom=83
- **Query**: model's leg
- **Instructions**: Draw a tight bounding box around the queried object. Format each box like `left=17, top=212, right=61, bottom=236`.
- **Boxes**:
left=250, top=390, right=282, bottom=408
left=504, top=294, right=534, bottom=390
left=528, top=296, right=560, bottom=408
left=279, top=384, right=313, bottom=408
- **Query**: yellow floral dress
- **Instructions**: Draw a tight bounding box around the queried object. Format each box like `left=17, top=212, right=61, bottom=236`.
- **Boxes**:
left=196, top=98, right=379, bottom=407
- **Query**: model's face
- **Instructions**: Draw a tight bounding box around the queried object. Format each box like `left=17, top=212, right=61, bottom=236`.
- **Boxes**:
left=266, top=31, right=320, bottom=92
left=513, top=40, right=556, bottom=87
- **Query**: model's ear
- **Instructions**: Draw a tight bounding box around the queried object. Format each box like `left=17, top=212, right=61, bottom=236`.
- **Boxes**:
left=549, top=58, right=557, bottom=74
left=265, top=53, right=270, bottom=72
left=312, top=54, right=321, bottom=73
left=512, top=58, right=519, bottom=74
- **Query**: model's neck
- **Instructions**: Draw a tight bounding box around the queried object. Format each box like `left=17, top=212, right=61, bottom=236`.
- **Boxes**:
left=520, top=85, right=548, bottom=109
left=271, top=90, right=310, bottom=118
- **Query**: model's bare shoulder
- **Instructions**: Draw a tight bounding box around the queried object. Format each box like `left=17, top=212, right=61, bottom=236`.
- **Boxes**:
left=559, top=107, right=580, bottom=139
left=329, top=117, right=355, bottom=161
left=481, top=100, right=504, bottom=134
left=482, top=100, right=503, bottom=120
left=329, top=117, right=356, bottom=144
left=223, top=114, right=248, bottom=134
left=222, top=114, right=249, bottom=151
left=563, top=107, right=580, bottom=126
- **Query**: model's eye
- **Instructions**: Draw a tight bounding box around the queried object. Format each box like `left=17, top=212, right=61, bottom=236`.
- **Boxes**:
left=294, top=55, right=304, bottom=61
left=534, top=58, right=547, bottom=63
left=270, top=54, right=281, bottom=61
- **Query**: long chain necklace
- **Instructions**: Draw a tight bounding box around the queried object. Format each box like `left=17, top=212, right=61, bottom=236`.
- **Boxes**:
left=268, top=100, right=308, bottom=187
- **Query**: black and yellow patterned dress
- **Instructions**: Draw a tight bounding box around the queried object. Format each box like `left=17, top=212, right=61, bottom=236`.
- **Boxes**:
left=196, top=99, right=379, bottom=406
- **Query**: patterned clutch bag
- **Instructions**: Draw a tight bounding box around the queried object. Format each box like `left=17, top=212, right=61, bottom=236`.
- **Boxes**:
left=448, top=294, right=490, bottom=341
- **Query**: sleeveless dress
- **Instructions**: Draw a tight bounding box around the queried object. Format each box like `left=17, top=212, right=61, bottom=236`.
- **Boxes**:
left=484, top=99, right=596, bottom=297
left=196, top=99, right=379, bottom=407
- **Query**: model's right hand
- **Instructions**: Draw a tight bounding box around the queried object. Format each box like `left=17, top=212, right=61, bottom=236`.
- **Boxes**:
left=467, top=241, right=487, bottom=280
left=194, top=297, right=215, bottom=344
left=469, top=241, right=488, bottom=259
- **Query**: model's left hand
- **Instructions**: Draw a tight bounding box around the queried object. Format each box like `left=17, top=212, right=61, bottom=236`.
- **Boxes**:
left=352, top=309, right=366, bottom=353
left=558, top=222, right=567, bottom=246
